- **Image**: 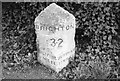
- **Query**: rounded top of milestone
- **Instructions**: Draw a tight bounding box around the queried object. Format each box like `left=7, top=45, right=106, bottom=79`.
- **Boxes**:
left=34, top=3, right=75, bottom=35
left=35, top=3, right=75, bottom=26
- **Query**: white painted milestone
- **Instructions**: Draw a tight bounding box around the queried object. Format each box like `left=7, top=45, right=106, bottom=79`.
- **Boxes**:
left=34, top=3, right=76, bottom=73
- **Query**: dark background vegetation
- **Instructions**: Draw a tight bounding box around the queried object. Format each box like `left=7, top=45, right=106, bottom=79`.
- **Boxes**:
left=2, top=2, right=120, bottom=79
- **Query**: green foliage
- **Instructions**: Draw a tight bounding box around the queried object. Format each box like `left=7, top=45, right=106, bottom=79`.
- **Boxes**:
left=57, top=2, right=120, bottom=79
left=2, top=2, right=120, bottom=79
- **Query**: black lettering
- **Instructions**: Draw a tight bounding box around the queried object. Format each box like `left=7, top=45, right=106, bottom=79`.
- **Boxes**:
left=49, top=38, right=63, bottom=47
left=49, top=26, right=53, bottom=31
left=54, top=26, right=59, bottom=31
left=71, top=25, right=74, bottom=28
left=59, top=24, right=64, bottom=31
left=35, top=24, right=39, bottom=29
left=58, top=38, right=63, bottom=47
left=50, top=26, right=55, bottom=33
left=50, top=38, right=56, bottom=47
left=51, top=60, right=55, bottom=65
left=66, top=25, right=69, bottom=30
left=40, top=25, right=44, bottom=30
left=39, top=24, right=47, bottom=31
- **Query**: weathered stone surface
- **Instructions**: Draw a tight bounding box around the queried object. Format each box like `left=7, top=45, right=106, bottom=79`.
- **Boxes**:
left=34, top=3, right=76, bottom=73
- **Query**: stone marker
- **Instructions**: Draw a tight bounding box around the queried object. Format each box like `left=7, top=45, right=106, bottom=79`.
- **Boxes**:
left=34, top=3, right=76, bottom=73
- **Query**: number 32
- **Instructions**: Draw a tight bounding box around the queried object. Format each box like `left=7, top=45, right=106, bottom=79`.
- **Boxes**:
left=50, top=38, right=63, bottom=47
